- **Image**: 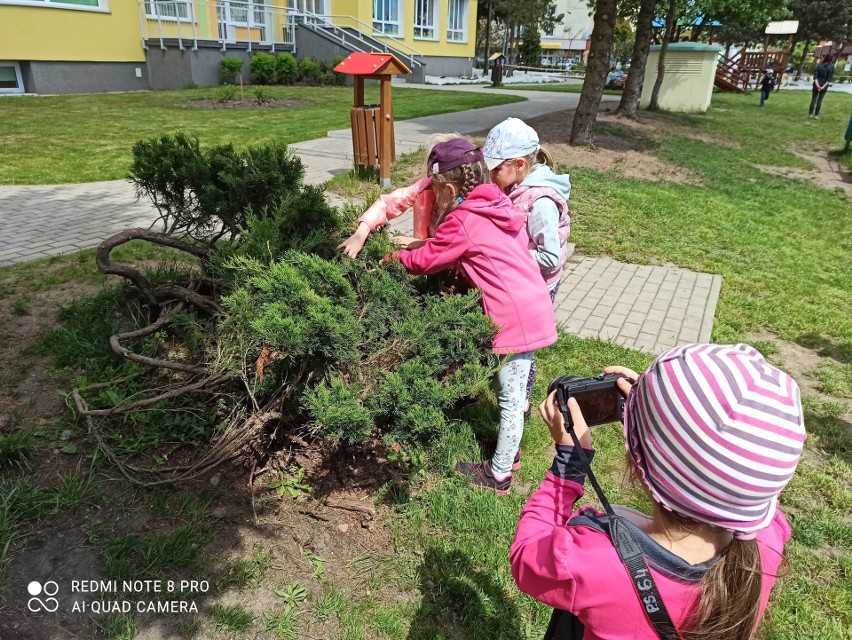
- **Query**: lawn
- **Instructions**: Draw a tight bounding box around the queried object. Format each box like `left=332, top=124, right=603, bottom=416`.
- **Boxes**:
left=1, top=89, right=850, bottom=640
left=0, top=85, right=523, bottom=185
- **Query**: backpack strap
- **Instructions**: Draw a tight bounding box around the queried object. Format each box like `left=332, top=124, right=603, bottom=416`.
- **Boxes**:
left=550, top=388, right=683, bottom=640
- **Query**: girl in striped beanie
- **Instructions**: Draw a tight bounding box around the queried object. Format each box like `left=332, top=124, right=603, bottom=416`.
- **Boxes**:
left=511, top=343, right=806, bottom=640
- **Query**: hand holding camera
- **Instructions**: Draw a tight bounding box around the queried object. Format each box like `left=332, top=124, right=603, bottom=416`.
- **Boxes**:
left=540, top=365, right=640, bottom=448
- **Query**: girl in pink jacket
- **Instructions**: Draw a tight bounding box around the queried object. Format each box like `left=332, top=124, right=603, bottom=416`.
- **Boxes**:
left=513, top=343, right=805, bottom=639
left=388, top=138, right=558, bottom=494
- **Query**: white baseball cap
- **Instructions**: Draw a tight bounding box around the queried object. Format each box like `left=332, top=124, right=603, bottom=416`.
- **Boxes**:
left=483, top=118, right=539, bottom=171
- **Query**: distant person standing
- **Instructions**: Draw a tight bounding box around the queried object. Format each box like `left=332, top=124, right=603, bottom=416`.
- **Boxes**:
left=809, top=56, right=835, bottom=119
left=759, top=69, right=775, bottom=108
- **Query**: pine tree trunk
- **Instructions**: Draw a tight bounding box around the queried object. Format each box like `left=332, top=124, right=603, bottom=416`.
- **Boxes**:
left=615, top=0, right=656, bottom=119
left=569, top=0, right=617, bottom=146
left=795, top=39, right=810, bottom=80
left=648, top=0, right=677, bottom=111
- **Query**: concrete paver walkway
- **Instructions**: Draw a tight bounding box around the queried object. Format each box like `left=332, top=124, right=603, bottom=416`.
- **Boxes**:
left=0, top=85, right=722, bottom=355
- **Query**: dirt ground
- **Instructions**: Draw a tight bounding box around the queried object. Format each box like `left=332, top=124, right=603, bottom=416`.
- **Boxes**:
left=187, top=98, right=304, bottom=110
left=0, top=263, right=402, bottom=640
left=475, top=107, right=737, bottom=185
left=757, top=148, right=852, bottom=196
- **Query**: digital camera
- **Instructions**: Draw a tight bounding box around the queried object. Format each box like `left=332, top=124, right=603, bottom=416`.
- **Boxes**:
left=547, top=374, right=626, bottom=427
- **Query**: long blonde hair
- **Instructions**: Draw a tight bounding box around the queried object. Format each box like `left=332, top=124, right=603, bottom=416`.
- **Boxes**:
left=521, top=146, right=555, bottom=171
left=624, top=456, right=787, bottom=640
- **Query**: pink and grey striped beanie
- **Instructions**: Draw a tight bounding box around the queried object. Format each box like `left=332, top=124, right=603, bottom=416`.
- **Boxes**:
left=624, top=343, right=805, bottom=539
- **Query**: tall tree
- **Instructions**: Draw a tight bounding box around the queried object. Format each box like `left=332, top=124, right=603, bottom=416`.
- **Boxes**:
left=616, top=0, right=658, bottom=119
left=648, top=0, right=677, bottom=110
left=570, top=0, right=618, bottom=145
left=789, top=0, right=852, bottom=78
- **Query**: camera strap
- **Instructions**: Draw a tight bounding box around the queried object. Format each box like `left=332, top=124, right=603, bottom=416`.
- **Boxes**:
left=554, top=389, right=682, bottom=640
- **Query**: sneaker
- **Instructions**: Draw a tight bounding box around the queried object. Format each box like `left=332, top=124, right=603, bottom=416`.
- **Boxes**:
left=455, top=460, right=512, bottom=496
left=512, top=449, right=522, bottom=472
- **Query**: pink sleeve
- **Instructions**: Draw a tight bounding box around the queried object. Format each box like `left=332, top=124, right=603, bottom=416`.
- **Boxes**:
left=358, top=178, right=430, bottom=231
left=394, top=214, right=468, bottom=275
left=510, top=472, right=586, bottom=612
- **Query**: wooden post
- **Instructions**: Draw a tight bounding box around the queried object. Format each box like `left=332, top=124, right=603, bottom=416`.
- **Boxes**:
left=762, top=34, right=769, bottom=71
left=354, top=76, right=364, bottom=107
left=379, top=76, right=393, bottom=187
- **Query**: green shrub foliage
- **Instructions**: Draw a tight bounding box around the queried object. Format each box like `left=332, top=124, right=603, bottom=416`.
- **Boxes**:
left=117, top=136, right=499, bottom=452
left=250, top=51, right=278, bottom=84
left=130, top=133, right=305, bottom=240
left=277, top=52, right=298, bottom=85
left=220, top=56, right=244, bottom=84
left=299, top=57, right=322, bottom=84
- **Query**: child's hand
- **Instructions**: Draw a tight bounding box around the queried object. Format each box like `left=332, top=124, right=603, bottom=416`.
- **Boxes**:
left=539, top=391, right=592, bottom=449
left=602, top=365, right=640, bottom=396
left=380, top=254, right=397, bottom=265
left=338, top=222, right=371, bottom=258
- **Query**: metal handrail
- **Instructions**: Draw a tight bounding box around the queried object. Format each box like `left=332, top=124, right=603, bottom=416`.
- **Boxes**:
left=139, top=1, right=296, bottom=52
left=315, top=13, right=424, bottom=59
left=296, top=14, right=422, bottom=68
left=137, top=1, right=425, bottom=66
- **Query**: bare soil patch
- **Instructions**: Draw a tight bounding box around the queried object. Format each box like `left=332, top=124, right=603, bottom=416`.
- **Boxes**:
left=756, top=148, right=852, bottom=196
left=476, top=107, right=733, bottom=185
left=187, top=98, right=304, bottom=110
left=0, top=258, right=406, bottom=639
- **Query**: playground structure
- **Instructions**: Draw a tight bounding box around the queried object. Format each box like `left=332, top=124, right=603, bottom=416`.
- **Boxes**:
left=714, top=20, right=799, bottom=93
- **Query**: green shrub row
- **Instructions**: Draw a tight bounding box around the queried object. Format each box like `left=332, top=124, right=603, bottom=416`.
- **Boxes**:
left=249, top=52, right=346, bottom=86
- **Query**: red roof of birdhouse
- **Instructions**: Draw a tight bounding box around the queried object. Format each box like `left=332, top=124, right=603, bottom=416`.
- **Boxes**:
left=333, top=52, right=412, bottom=76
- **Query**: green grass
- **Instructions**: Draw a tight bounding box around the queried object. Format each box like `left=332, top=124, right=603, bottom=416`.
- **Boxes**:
left=0, top=86, right=524, bottom=185
left=1, top=88, right=850, bottom=639
left=321, top=89, right=852, bottom=639
left=211, top=603, right=254, bottom=633
left=568, top=90, right=852, bottom=360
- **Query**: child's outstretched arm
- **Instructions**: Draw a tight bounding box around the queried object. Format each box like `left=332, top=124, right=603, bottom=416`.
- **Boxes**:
left=527, top=197, right=562, bottom=270
left=338, top=177, right=431, bottom=258
left=393, top=214, right=468, bottom=275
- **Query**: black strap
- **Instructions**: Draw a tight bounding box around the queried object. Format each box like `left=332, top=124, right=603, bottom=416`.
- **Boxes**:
left=554, top=389, right=682, bottom=640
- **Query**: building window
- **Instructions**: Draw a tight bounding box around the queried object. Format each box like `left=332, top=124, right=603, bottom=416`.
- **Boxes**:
left=373, top=0, right=401, bottom=35
left=0, top=62, right=24, bottom=94
left=145, top=0, right=192, bottom=20
left=447, top=0, right=467, bottom=42
left=0, top=0, right=106, bottom=8
left=413, top=0, right=435, bottom=39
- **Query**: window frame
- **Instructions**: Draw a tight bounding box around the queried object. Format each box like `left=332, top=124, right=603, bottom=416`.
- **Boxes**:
left=412, top=0, right=436, bottom=41
left=144, top=0, right=194, bottom=23
left=372, top=0, right=402, bottom=37
left=446, top=0, right=467, bottom=43
left=543, top=3, right=555, bottom=37
left=0, top=0, right=108, bottom=11
left=0, top=61, right=25, bottom=94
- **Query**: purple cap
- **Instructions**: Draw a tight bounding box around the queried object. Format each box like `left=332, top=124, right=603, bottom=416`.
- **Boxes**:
left=426, top=139, right=484, bottom=177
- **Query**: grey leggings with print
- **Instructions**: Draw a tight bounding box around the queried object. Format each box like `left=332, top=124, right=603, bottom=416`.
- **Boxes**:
left=492, top=351, right=536, bottom=475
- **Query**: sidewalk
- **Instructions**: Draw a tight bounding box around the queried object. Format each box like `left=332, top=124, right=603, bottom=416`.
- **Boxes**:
left=0, top=86, right=721, bottom=354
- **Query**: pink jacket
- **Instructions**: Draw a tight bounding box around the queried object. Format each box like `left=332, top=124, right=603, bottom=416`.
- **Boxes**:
left=358, top=176, right=435, bottom=240
left=393, top=184, right=558, bottom=355
left=511, top=454, right=791, bottom=639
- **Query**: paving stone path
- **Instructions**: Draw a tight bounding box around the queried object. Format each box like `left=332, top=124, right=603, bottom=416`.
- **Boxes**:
left=0, top=84, right=722, bottom=354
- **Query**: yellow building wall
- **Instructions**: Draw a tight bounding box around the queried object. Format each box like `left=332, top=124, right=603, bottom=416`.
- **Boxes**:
left=329, top=0, right=477, bottom=58
left=0, top=1, right=145, bottom=62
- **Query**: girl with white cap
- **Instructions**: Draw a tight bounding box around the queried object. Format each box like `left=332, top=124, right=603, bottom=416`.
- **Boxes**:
left=483, top=118, right=572, bottom=421
left=512, top=343, right=806, bottom=639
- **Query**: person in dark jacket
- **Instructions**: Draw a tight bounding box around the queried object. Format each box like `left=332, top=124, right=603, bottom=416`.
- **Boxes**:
left=809, top=56, right=835, bottom=119
left=759, top=69, right=775, bottom=107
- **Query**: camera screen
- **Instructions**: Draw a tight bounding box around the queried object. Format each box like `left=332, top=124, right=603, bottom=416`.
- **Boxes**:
left=572, top=387, right=620, bottom=425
